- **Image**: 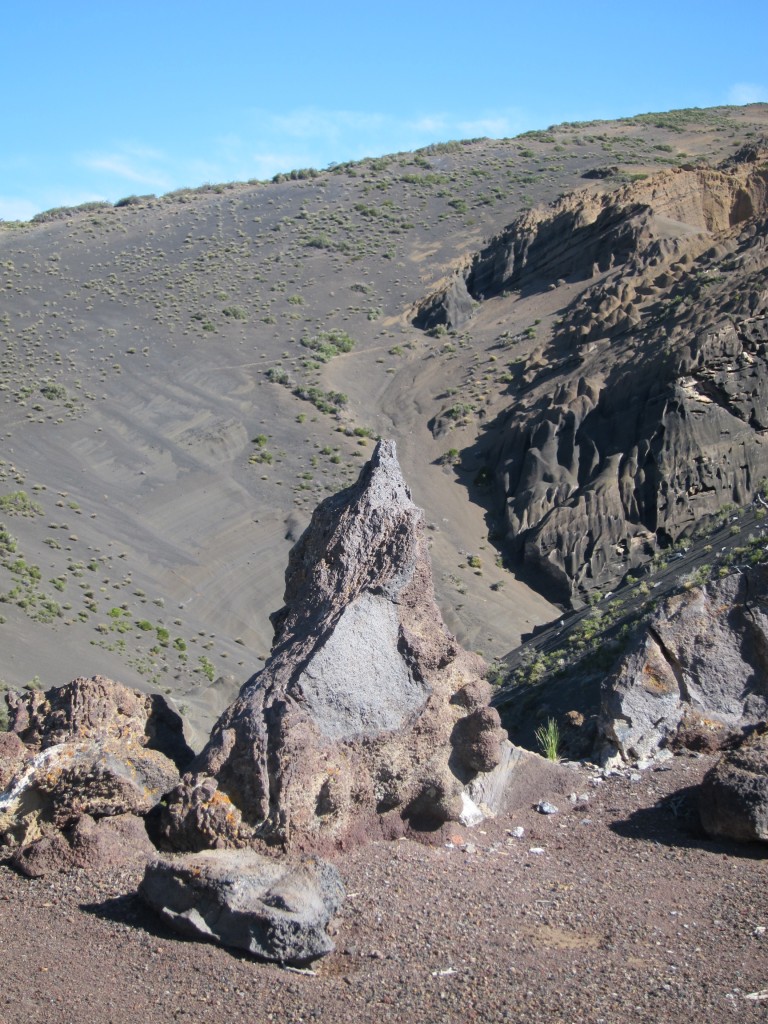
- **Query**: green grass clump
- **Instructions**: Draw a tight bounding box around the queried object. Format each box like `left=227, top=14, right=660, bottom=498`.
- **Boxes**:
left=300, top=329, right=355, bottom=362
left=534, top=718, right=561, bottom=761
left=0, top=491, right=43, bottom=517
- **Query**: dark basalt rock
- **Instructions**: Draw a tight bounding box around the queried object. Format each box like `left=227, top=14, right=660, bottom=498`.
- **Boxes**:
left=140, top=849, right=344, bottom=964
left=699, top=730, right=768, bottom=842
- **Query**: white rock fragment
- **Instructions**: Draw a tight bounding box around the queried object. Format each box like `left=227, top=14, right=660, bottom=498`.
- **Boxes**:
left=535, top=801, right=558, bottom=815
left=458, top=791, right=484, bottom=827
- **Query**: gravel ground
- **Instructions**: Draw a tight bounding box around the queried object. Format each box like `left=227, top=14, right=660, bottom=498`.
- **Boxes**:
left=1, top=753, right=766, bottom=1024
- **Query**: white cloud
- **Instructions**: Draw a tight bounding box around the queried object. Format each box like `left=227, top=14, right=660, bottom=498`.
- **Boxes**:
left=268, top=108, right=389, bottom=141
left=79, top=149, right=173, bottom=189
left=728, top=82, right=768, bottom=105
left=0, top=197, right=39, bottom=221
left=457, top=116, right=519, bottom=137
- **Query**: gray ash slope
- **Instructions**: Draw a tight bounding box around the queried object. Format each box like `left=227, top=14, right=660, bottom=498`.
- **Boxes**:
left=0, top=104, right=767, bottom=721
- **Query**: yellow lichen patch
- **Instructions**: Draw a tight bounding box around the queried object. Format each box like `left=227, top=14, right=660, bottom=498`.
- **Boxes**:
left=642, top=663, right=675, bottom=694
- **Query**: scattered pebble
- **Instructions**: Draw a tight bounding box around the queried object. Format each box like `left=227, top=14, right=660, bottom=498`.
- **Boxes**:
left=535, top=801, right=558, bottom=815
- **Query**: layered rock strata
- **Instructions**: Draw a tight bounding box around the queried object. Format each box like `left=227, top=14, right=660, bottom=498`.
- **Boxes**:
left=159, top=440, right=505, bottom=853
left=415, top=144, right=768, bottom=604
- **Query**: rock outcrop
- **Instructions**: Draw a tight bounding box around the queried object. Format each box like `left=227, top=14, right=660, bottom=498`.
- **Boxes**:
left=698, top=730, right=768, bottom=843
left=140, top=850, right=344, bottom=964
left=599, top=565, right=768, bottom=763
left=0, top=675, right=192, bottom=872
left=415, top=145, right=768, bottom=604
left=159, top=440, right=505, bottom=853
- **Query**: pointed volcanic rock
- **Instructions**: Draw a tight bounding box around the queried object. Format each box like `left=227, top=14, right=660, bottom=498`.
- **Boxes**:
left=160, top=439, right=505, bottom=852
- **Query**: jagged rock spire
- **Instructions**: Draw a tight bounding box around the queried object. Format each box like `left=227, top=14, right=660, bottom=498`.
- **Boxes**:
left=159, top=440, right=504, bottom=852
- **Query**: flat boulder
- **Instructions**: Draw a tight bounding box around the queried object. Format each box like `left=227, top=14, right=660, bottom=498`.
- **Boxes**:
left=699, top=731, right=768, bottom=843
left=140, top=849, right=344, bottom=964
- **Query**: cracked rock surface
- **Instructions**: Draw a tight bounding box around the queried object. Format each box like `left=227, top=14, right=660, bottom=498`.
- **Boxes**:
left=599, top=564, right=768, bottom=761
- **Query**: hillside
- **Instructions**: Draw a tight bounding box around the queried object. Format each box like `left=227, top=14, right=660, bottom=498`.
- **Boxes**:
left=1, top=103, right=768, bottom=740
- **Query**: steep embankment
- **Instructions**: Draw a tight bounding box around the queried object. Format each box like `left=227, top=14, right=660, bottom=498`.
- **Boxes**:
left=415, top=140, right=768, bottom=604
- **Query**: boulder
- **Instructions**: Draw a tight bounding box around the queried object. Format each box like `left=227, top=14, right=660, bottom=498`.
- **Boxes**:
left=140, top=849, right=344, bottom=964
left=0, top=676, right=192, bottom=862
left=159, top=440, right=506, bottom=853
left=599, top=565, right=768, bottom=762
left=699, top=731, right=768, bottom=842
left=6, top=675, right=193, bottom=771
left=11, top=813, right=155, bottom=878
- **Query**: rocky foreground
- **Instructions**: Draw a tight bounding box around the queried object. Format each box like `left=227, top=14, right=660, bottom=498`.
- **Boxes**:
left=2, top=441, right=767, bottom=1020
left=1, top=754, right=767, bottom=1024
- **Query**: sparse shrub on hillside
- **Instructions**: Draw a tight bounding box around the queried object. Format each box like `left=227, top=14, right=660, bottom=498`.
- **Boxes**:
left=266, top=366, right=291, bottom=385
left=0, top=491, right=42, bottom=517
left=31, top=201, right=113, bottom=223
left=222, top=305, right=248, bottom=320
left=115, top=194, right=155, bottom=207
left=448, top=198, right=468, bottom=214
left=293, top=385, right=348, bottom=415
left=198, top=656, right=215, bottom=682
left=300, top=329, right=355, bottom=362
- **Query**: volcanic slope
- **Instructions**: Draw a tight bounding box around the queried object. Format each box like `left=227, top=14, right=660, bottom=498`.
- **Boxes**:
left=0, top=104, right=766, bottom=739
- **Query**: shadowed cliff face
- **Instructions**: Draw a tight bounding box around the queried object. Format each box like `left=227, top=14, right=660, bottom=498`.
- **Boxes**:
left=415, top=143, right=768, bottom=605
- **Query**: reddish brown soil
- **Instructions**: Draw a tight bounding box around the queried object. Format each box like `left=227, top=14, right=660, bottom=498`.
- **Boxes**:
left=1, top=753, right=766, bottom=1023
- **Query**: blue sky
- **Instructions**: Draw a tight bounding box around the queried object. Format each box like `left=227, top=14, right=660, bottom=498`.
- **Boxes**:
left=2, top=0, right=767, bottom=220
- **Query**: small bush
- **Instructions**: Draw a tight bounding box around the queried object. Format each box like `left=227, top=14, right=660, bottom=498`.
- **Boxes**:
left=535, top=718, right=561, bottom=761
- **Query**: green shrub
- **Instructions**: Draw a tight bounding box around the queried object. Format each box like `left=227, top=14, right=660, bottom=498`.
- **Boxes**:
left=300, top=329, right=355, bottom=362
left=222, top=305, right=248, bottom=320
left=535, top=718, right=561, bottom=761
left=0, top=491, right=42, bottom=517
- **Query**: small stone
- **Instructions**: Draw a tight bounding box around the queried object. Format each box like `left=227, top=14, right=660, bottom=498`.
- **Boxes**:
left=506, top=826, right=525, bottom=839
left=535, top=801, right=558, bottom=815
left=528, top=847, right=545, bottom=855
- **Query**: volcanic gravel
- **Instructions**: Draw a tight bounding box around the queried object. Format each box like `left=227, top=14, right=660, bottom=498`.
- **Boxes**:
left=1, top=753, right=766, bottom=1024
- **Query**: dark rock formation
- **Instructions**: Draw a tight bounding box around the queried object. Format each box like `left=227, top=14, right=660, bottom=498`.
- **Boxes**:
left=0, top=675, right=192, bottom=870
left=699, top=730, right=768, bottom=842
left=159, top=440, right=505, bottom=853
left=599, top=565, right=768, bottom=763
left=415, top=147, right=768, bottom=604
left=140, top=850, right=344, bottom=964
